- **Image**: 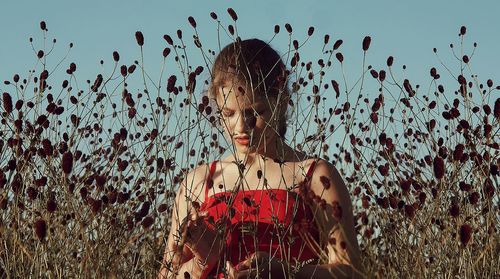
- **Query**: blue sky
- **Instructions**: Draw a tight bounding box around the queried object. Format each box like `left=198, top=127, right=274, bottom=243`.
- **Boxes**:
left=1, top=0, right=499, bottom=85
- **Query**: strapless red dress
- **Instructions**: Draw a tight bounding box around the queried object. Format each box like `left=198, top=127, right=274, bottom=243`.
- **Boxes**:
left=198, top=160, right=321, bottom=278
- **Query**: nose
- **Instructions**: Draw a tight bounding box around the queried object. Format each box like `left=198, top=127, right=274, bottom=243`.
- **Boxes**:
left=234, top=112, right=256, bottom=134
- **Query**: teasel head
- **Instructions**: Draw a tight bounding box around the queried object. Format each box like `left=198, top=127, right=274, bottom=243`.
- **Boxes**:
left=135, top=31, right=144, bottom=46
left=2, top=92, right=13, bottom=114
left=61, top=151, right=73, bottom=174
left=459, top=224, right=472, bottom=246
left=34, top=218, right=47, bottom=241
left=362, top=36, right=371, bottom=51
left=227, top=8, right=238, bottom=21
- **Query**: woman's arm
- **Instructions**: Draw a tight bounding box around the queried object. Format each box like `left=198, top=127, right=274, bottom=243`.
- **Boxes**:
left=157, top=166, right=212, bottom=279
left=296, top=159, right=364, bottom=278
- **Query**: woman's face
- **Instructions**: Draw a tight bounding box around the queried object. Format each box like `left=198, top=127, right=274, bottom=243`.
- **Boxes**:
left=215, top=81, right=281, bottom=154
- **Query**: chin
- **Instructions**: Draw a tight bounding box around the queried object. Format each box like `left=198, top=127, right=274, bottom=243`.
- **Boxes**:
left=236, top=144, right=258, bottom=154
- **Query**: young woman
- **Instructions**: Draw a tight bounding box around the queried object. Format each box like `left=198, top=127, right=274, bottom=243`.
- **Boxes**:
left=158, top=39, right=363, bottom=279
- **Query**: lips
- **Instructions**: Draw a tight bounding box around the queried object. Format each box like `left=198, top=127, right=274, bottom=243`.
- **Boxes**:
left=234, top=135, right=250, bottom=145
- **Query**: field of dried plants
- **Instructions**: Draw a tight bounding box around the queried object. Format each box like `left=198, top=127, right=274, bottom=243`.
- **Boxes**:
left=0, top=10, right=498, bottom=278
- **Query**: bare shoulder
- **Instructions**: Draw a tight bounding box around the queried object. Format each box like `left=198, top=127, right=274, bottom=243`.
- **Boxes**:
left=176, top=162, right=212, bottom=205
left=307, top=158, right=350, bottom=203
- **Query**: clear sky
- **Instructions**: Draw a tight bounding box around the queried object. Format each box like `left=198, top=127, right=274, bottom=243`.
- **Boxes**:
left=1, top=0, right=499, bottom=86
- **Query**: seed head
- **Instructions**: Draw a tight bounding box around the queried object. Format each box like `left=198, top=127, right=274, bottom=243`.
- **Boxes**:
left=61, top=151, right=73, bottom=174
left=335, top=53, right=344, bottom=63
left=330, top=40, right=342, bottom=51
left=307, top=26, right=314, bottom=36
left=274, top=25, right=280, bottom=34
left=113, top=51, right=120, bottom=62
left=135, top=31, right=144, bottom=46
left=188, top=16, right=197, bottom=28
left=362, top=36, right=371, bottom=51
left=227, top=8, right=238, bottom=21
left=449, top=203, right=460, bottom=217
left=163, top=35, right=174, bottom=46
left=163, top=47, right=171, bottom=58
left=319, top=176, right=331, bottom=189
left=324, top=34, right=330, bottom=45
left=459, top=224, right=472, bottom=246
left=2, top=92, right=13, bottom=114
left=34, top=219, right=47, bottom=241
left=460, top=26, right=466, bottom=36
left=387, top=56, right=394, bottom=67
left=433, top=156, right=445, bottom=179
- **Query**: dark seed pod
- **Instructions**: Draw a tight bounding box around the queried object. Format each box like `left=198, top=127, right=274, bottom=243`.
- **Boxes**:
left=34, top=219, right=47, bottom=240
left=274, top=25, right=280, bottom=34
left=163, top=48, right=171, bottom=58
left=285, top=23, right=292, bottom=33
left=142, top=216, right=154, bottom=229
left=320, top=34, right=328, bottom=46
left=2, top=92, right=13, bottom=114
left=379, top=70, right=386, bottom=82
left=319, top=176, right=331, bottom=189
left=37, top=50, right=44, bottom=59
left=362, top=36, right=371, bottom=51
left=433, top=156, right=445, bottom=180
left=331, top=80, right=340, bottom=98
left=307, top=26, right=315, bottom=36
left=387, top=56, right=394, bottom=67
left=188, top=16, right=197, bottom=28
left=163, top=35, right=173, bottom=45
left=459, top=224, right=472, bottom=246
left=462, top=55, right=469, bottom=63
left=227, top=8, right=238, bottom=21
left=47, top=199, right=57, bottom=213
left=333, top=39, right=343, bottom=50
left=135, top=31, right=144, bottom=46
left=176, top=29, right=182, bottom=40
left=494, top=98, right=500, bottom=119
left=335, top=53, right=344, bottom=63
left=460, top=26, right=466, bottom=36
left=167, top=75, right=177, bottom=93
left=128, top=65, right=136, bottom=74
left=210, top=12, right=218, bottom=20
left=61, top=151, right=73, bottom=174
left=449, top=203, right=460, bottom=217
left=40, top=21, right=47, bottom=31
left=120, top=65, right=127, bottom=77
left=400, top=180, right=411, bottom=192
left=113, top=51, right=120, bottom=62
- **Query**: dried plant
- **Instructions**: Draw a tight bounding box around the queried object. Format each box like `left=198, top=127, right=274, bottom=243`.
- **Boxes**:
left=0, top=11, right=498, bottom=279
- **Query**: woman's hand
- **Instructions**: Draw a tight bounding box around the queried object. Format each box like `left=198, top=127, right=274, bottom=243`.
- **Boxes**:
left=225, top=252, right=289, bottom=279
left=180, top=206, right=225, bottom=268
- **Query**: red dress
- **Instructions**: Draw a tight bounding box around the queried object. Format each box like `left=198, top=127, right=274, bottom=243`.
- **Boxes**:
left=198, top=160, right=321, bottom=278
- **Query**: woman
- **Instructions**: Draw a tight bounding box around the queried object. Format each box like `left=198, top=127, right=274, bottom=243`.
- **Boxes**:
left=158, top=39, right=363, bottom=278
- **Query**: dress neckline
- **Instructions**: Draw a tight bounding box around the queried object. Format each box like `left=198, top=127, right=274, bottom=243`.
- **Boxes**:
left=204, top=188, right=300, bottom=201
left=203, top=159, right=317, bottom=203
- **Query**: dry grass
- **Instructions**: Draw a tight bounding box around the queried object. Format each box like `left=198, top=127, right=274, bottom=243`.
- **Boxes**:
left=0, top=12, right=498, bottom=278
